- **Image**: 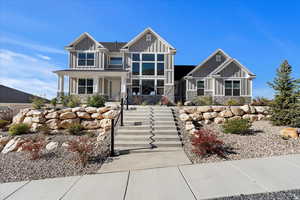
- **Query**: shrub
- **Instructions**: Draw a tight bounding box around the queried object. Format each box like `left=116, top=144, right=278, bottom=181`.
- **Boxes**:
left=67, top=123, right=84, bottom=135
left=31, top=97, right=45, bottom=109
left=0, top=119, right=9, bottom=129
left=8, top=123, right=30, bottom=136
left=87, top=94, right=106, bottom=107
left=192, top=96, right=213, bottom=106
left=67, top=95, right=81, bottom=108
left=160, top=96, right=174, bottom=106
left=22, top=136, right=46, bottom=160
left=67, top=137, right=94, bottom=167
left=251, top=96, right=272, bottom=106
left=191, top=129, right=227, bottom=158
left=222, top=119, right=252, bottom=134
left=50, top=98, right=57, bottom=107
left=224, top=98, right=240, bottom=106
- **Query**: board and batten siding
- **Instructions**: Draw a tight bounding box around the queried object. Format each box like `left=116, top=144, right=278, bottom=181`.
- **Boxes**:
left=128, top=32, right=169, bottom=52
left=219, top=62, right=247, bottom=77
left=214, top=78, right=251, bottom=96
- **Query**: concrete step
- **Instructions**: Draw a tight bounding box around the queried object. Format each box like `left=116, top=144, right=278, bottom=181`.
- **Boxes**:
left=152, top=118, right=174, bottom=122
left=115, top=146, right=183, bottom=154
left=115, top=141, right=182, bottom=148
left=117, top=129, right=151, bottom=135
left=124, top=121, right=151, bottom=126
left=153, top=130, right=179, bottom=135
left=153, top=126, right=177, bottom=131
left=118, top=125, right=151, bottom=130
left=115, top=134, right=180, bottom=141
left=153, top=121, right=176, bottom=126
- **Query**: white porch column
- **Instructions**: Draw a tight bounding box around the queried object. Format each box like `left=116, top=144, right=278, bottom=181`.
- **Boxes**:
left=102, top=77, right=105, bottom=95
left=121, top=76, right=126, bottom=98
left=94, top=77, right=100, bottom=94
left=58, top=74, right=64, bottom=96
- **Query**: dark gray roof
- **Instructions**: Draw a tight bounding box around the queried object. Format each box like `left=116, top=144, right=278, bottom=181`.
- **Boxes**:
left=0, top=85, right=48, bottom=103
left=99, top=42, right=127, bottom=52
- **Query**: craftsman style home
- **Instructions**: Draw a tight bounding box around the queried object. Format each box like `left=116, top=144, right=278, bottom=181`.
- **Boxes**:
left=54, top=28, right=255, bottom=104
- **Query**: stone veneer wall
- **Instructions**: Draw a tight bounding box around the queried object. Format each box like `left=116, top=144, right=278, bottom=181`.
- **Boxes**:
left=179, top=105, right=270, bottom=134
left=12, top=105, right=119, bottom=133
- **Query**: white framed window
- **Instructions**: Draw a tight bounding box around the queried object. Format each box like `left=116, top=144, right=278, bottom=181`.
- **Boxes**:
left=142, top=79, right=155, bottom=95
left=197, top=80, right=205, bottom=96
left=110, top=57, right=123, bottom=65
left=132, top=79, right=140, bottom=95
left=225, top=80, right=240, bottom=96
left=78, top=78, right=93, bottom=94
left=146, top=34, right=152, bottom=42
left=216, top=54, right=222, bottom=62
left=77, top=52, right=95, bottom=67
left=131, top=53, right=165, bottom=76
left=157, top=80, right=164, bottom=95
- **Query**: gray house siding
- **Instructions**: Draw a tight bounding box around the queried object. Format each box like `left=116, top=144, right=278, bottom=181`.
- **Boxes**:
left=192, top=53, right=227, bottom=77
left=218, top=62, right=247, bottom=77
left=128, top=32, right=169, bottom=52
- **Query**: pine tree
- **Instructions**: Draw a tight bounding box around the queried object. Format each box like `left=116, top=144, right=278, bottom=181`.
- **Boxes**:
left=268, top=60, right=300, bottom=127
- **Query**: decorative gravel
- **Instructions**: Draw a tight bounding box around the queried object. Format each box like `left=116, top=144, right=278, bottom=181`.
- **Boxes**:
left=0, top=133, right=110, bottom=183
left=181, top=120, right=300, bottom=164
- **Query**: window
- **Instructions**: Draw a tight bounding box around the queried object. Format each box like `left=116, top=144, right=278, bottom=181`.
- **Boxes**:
left=216, top=54, right=222, bottom=62
left=146, top=34, right=152, bottom=42
left=142, top=63, right=155, bottom=75
left=142, top=54, right=155, bottom=61
left=142, top=80, right=155, bottom=95
left=157, top=54, right=164, bottom=61
left=132, top=54, right=140, bottom=61
left=157, top=54, right=164, bottom=75
left=197, top=80, right=205, bottom=96
left=78, top=52, right=95, bottom=66
left=157, top=80, right=164, bottom=95
left=110, top=57, right=122, bottom=65
left=78, top=78, right=93, bottom=94
left=132, top=79, right=140, bottom=95
left=225, top=80, right=240, bottom=96
left=132, top=63, right=140, bottom=75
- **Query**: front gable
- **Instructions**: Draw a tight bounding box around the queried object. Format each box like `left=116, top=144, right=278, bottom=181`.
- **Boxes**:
left=66, top=32, right=104, bottom=51
left=122, top=28, right=176, bottom=53
left=188, top=49, right=230, bottom=77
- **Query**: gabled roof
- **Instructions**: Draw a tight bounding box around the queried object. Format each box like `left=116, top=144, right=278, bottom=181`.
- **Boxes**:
left=99, top=42, right=127, bottom=52
left=186, top=49, right=230, bottom=76
left=210, top=58, right=256, bottom=77
left=66, top=32, right=105, bottom=49
left=121, top=27, right=176, bottom=51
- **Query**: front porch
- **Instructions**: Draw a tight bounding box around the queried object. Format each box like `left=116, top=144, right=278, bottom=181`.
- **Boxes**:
left=54, top=70, right=127, bottom=102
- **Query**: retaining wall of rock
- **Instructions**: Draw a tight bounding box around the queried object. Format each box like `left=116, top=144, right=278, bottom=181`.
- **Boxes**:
left=179, top=105, right=270, bottom=133
left=12, top=105, right=119, bottom=133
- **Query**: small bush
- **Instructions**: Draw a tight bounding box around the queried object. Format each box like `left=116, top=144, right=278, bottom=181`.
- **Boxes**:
left=67, top=137, right=94, bottom=167
left=8, top=123, right=30, bottom=136
left=67, top=123, right=84, bottom=135
left=0, top=119, right=9, bottom=129
left=31, top=97, right=45, bottom=109
left=251, top=96, right=272, bottom=106
left=67, top=95, right=81, bottom=108
left=160, top=96, right=174, bottom=106
left=87, top=95, right=105, bottom=108
left=50, top=98, right=57, bottom=107
left=191, top=129, right=227, bottom=158
left=224, top=98, right=240, bottom=106
left=222, top=119, right=252, bottom=134
left=192, top=96, right=213, bottom=106
left=22, top=136, right=46, bottom=160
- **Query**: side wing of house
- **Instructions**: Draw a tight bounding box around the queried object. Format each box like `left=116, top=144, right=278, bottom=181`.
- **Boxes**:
left=184, top=49, right=230, bottom=101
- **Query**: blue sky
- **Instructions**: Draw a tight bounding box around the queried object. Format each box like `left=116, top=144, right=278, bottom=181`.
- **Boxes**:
left=1, top=0, right=299, bottom=99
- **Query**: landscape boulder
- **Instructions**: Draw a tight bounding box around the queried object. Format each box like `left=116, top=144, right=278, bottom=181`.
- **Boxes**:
left=179, top=114, right=190, bottom=121
left=60, top=112, right=77, bottom=120
left=46, top=119, right=61, bottom=130
left=91, top=113, right=104, bottom=120
left=59, top=118, right=80, bottom=129
left=197, top=106, right=212, bottom=113
left=81, top=120, right=101, bottom=129
left=280, top=128, right=299, bottom=139
left=85, top=107, right=97, bottom=113
left=230, top=107, right=244, bottom=116
left=1, top=137, right=22, bottom=154
left=46, top=141, right=58, bottom=151
left=76, top=112, right=91, bottom=119
left=45, top=112, right=58, bottom=119
left=219, top=110, right=233, bottom=118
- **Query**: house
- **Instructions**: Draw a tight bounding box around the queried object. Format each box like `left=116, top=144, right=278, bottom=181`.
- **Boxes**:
left=54, top=28, right=255, bottom=104
left=54, top=27, right=176, bottom=103
left=182, top=49, right=256, bottom=104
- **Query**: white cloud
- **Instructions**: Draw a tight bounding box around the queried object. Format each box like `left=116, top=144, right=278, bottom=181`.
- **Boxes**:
left=0, top=49, right=62, bottom=99
left=0, top=36, right=66, bottom=55
left=37, top=54, right=51, bottom=60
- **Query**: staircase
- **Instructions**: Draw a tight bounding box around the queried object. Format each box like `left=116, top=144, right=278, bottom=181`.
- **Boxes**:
left=115, top=106, right=183, bottom=154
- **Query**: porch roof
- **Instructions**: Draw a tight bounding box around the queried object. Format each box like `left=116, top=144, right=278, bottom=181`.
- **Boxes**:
left=53, top=69, right=128, bottom=77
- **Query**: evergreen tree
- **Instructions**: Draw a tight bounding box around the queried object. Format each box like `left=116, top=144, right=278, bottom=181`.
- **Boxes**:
left=268, top=60, right=300, bottom=127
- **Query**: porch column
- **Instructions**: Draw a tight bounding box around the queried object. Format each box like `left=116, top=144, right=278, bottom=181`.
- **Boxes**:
left=57, top=74, right=64, bottom=97
left=94, top=77, right=100, bottom=94
left=121, top=75, right=126, bottom=98
left=102, top=77, right=105, bottom=95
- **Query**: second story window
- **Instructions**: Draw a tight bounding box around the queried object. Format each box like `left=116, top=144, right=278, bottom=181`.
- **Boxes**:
left=78, top=52, right=95, bottom=67
left=110, top=57, right=123, bottom=65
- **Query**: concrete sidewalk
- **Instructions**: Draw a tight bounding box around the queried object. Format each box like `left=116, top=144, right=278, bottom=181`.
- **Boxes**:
left=1, top=154, right=300, bottom=200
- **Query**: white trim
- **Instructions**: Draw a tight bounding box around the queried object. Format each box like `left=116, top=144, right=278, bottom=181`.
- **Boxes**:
left=121, top=27, right=176, bottom=50
left=210, top=58, right=256, bottom=77
left=223, top=79, right=241, bottom=97
left=186, top=48, right=231, bottom=76
left=77, top=52, right=96, bottom=68
left=66, top=32, right=105, bottom=49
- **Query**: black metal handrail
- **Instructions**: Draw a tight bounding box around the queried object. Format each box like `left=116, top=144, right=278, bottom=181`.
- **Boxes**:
left=110, top=97, right=124, bottom=156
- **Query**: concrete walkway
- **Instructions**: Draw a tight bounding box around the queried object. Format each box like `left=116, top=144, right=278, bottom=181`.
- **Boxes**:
left=2, top=154, right=300, bottom=200
left=99, top=106, right=191, bottom=173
